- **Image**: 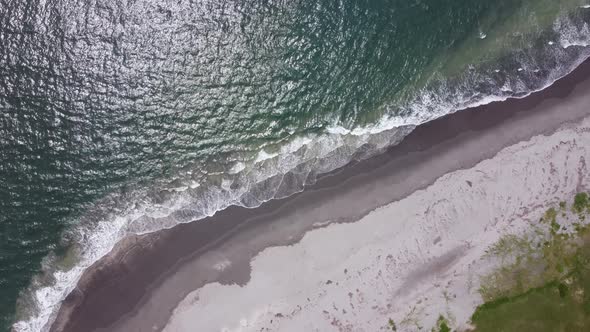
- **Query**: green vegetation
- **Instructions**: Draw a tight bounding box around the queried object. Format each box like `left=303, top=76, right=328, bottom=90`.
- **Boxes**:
left=545, top=207, right=557, bottom=224
left=471, top=278, right=590, bottom=332
left=388, top=318, right=397, bottom=331
left=386, top=193, right=590, bottom=331
left=479, top=234, right=542, bottom=301
left=433, top=315, right=451, bottom=332
left=471, top=193, right=590, bottom=331
left=574, top=193, right=590, bottom=215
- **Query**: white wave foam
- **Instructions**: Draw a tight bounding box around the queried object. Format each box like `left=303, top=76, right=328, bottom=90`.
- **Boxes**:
left=557, top=16, right=590, bottom=49
left=229, top=162, right=246, bottom=174
left=254, top=150, right=278, bottom=163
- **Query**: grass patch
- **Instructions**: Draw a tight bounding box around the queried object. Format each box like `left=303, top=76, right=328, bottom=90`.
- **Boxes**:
left=471, top=278, right=590, bottom=332
left=574, top=193, right=590, bottom=215
left=471, top=193, right=590, bottom=331
left=388, top=318, right=397, bottom=331
left=544, top=207, right=557, bottom=224
left=432, top=315, right=451, bottom=332
left=479, top=233, right=544, bottom=301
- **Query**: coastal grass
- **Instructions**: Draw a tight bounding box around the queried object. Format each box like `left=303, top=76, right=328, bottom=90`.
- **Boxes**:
left=433, top=315, right=451, bottom=332
left=573, top=192, right=590, bottom=215
left=471, top=279, right=590, bottom=332
left=390, top=313, right=450, bottom=332
left=388, top=318, right=397, bottom=331
left=471, top=192, right=590, bottom=331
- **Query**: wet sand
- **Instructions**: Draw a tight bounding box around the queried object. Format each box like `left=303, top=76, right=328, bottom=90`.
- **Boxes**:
left=164, top=90, right=590, bottom=332
left=50, top=58, right=590, bottom=332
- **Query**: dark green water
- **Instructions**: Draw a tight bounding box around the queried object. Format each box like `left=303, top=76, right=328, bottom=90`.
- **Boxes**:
left=1, top=0, right=590, bottom=331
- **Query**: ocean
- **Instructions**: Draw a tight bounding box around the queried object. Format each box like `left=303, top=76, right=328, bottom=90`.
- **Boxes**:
left=1, top=0, right=590, bottom=331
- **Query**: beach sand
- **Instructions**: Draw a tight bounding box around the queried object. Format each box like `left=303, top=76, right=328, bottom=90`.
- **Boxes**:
left=165, top=116, right=590, bottom=332
left=163, top=92, right=590, bottom=332
left=50, top=59, right=590, bottom=332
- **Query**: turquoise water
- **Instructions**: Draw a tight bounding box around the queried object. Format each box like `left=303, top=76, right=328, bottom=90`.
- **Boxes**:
left=1, top=1, right=590, bottom=331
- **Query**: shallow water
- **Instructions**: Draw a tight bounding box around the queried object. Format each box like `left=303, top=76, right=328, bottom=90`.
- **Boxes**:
left=1, top=0, right=590, bottom=331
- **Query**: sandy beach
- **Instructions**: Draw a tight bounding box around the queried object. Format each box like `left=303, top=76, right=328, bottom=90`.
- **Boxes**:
left=49, top=59, right=590, bottom=332
left=165, top=117, right=590, bottom=332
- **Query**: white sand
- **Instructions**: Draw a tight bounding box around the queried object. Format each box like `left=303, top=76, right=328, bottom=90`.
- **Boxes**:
left=163, top=116, right=590, bottom=332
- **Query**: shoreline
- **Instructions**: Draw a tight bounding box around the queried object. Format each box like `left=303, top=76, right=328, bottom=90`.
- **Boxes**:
left=48, top=58, right=590, bottom=332
left=165, top=102, right=590, bottom=332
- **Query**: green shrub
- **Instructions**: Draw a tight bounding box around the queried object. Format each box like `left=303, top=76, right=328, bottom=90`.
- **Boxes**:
left=388, top=318, right=397, bottom=331
left=573, top=193, right=589, bottom=214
